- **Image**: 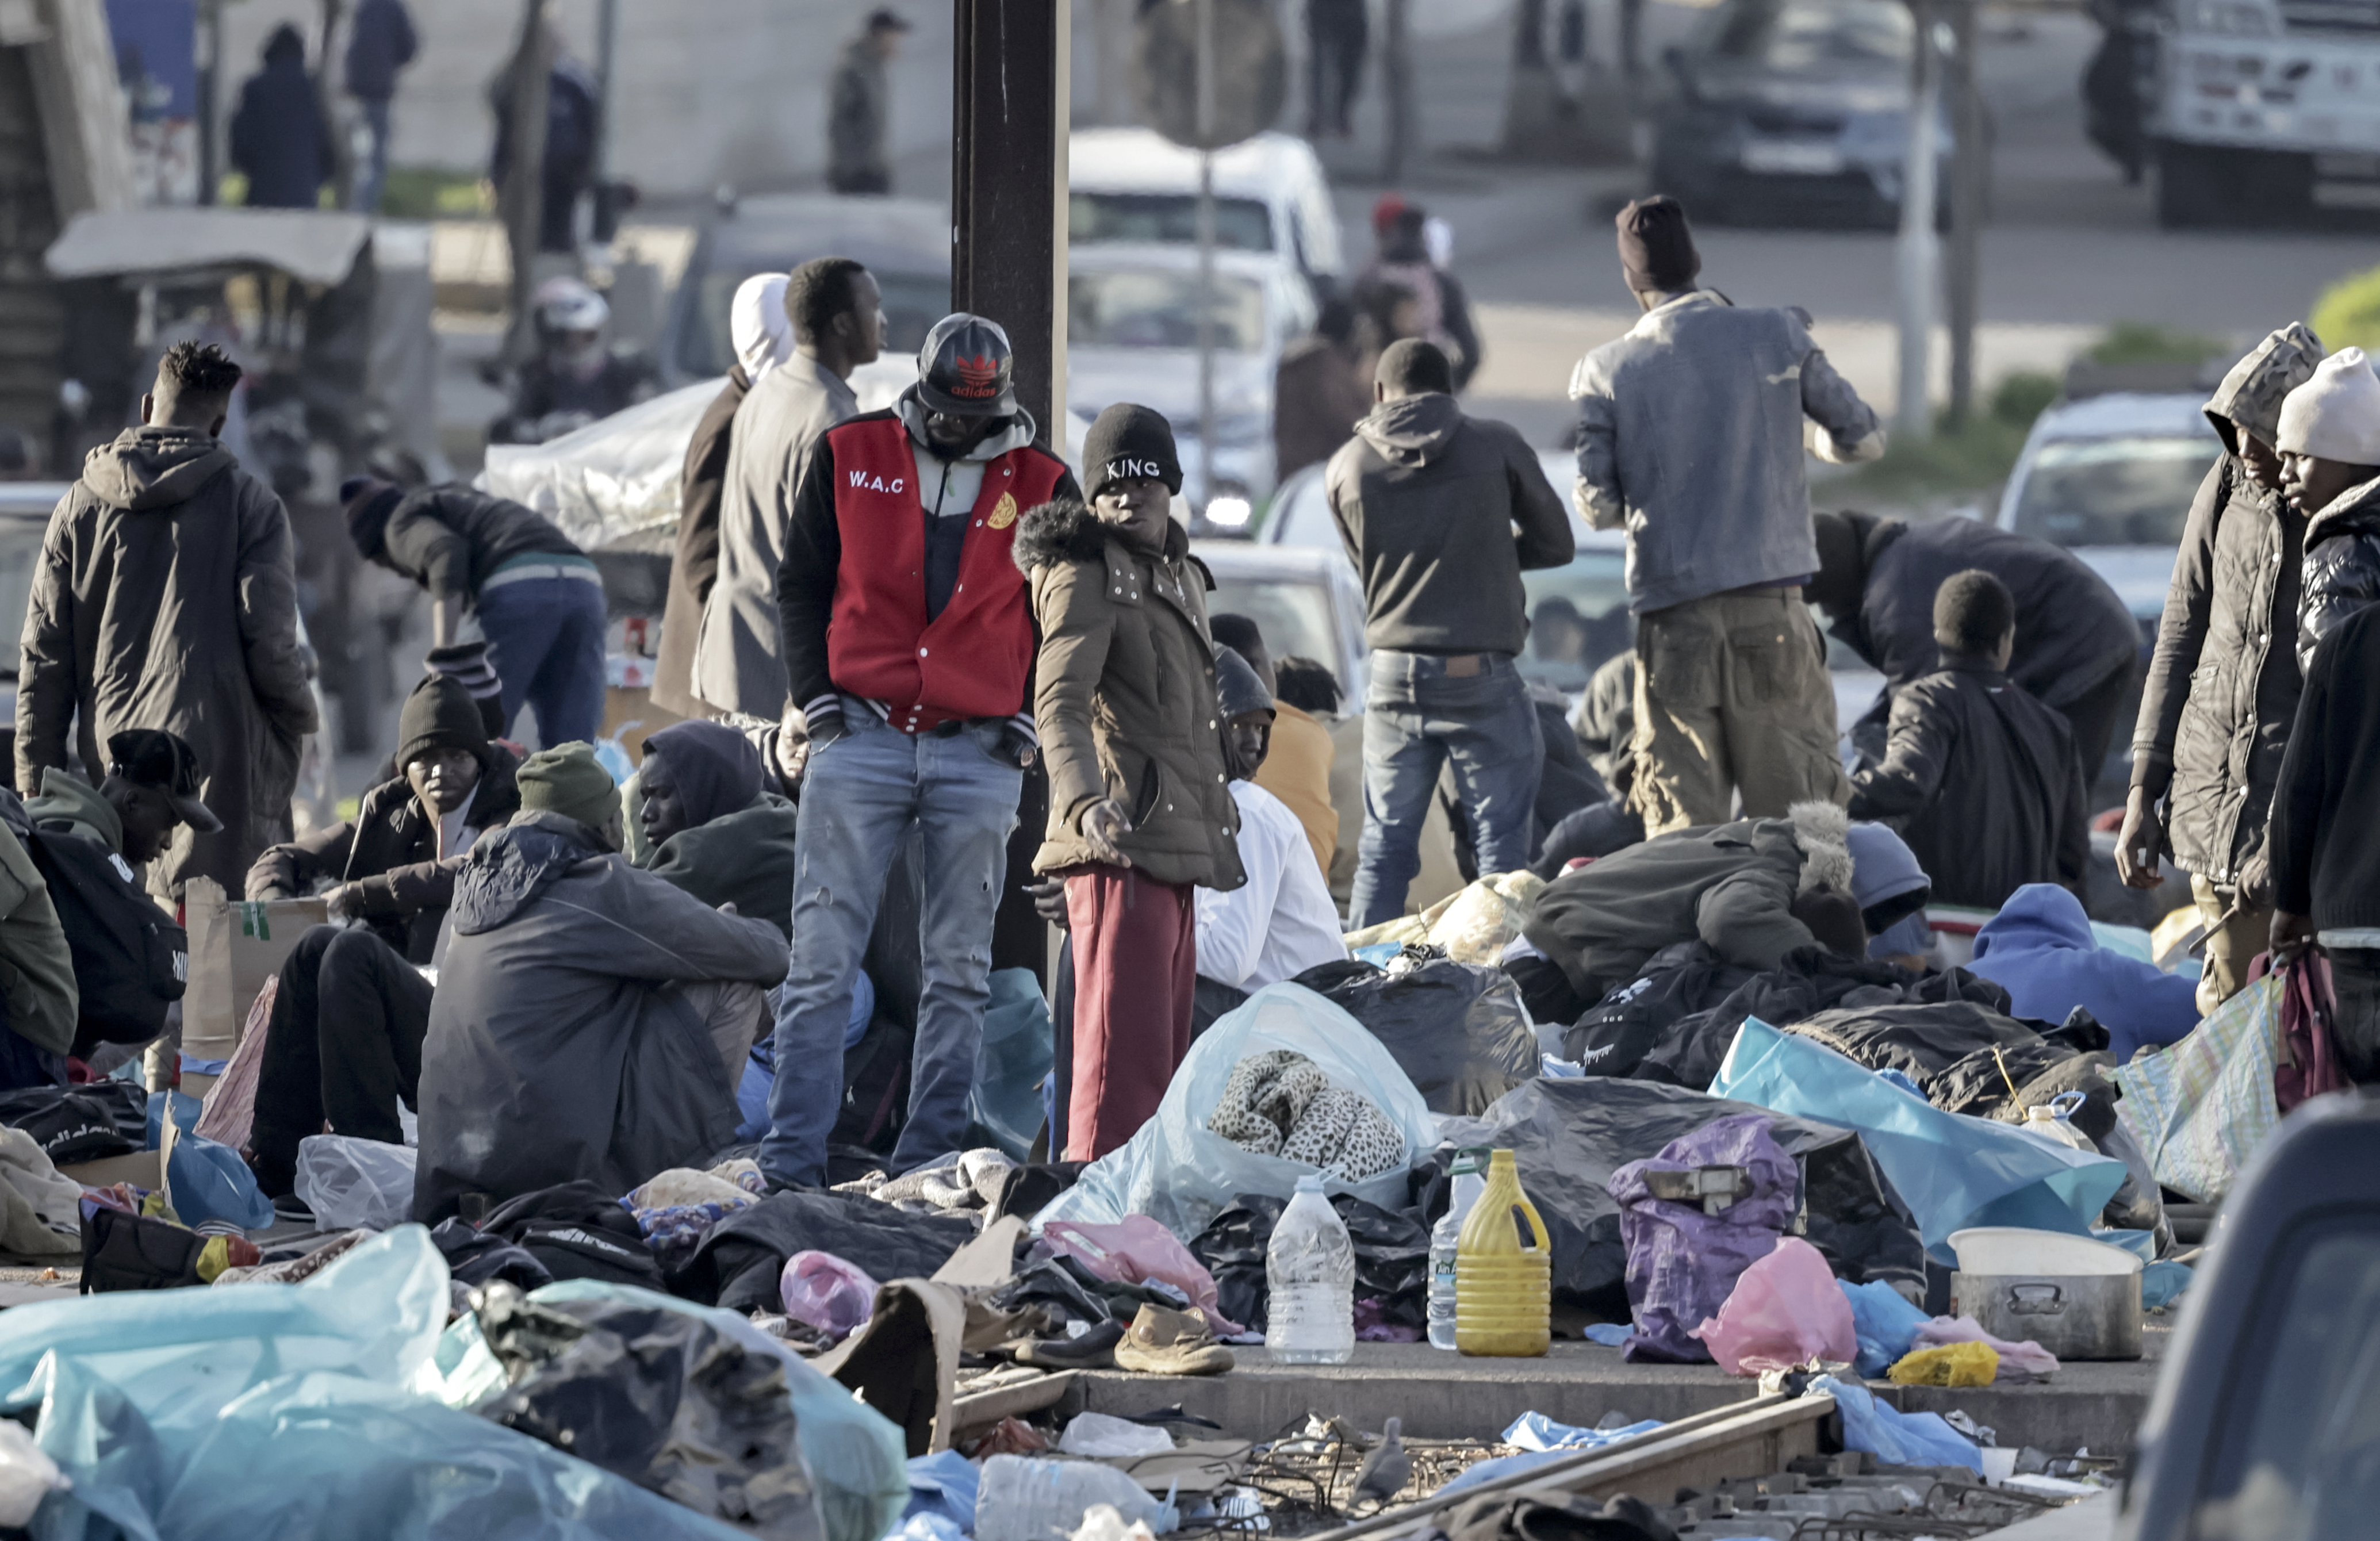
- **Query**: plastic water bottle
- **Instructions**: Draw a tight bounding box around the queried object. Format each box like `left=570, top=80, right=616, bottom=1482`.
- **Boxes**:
left=1266, top=1173, right=1356, bottom=1363
left=1428, top=1147, right=1493, bottom=1351
left=974, top=1455, right=1180, bottom=1541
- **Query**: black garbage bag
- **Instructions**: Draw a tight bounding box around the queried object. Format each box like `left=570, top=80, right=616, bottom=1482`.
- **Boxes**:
left=481, top=1180, right=662, bottom=1288
left=1298, top=953, right=1539, bottom=1114
left=675, top=1189, right=976, bottom=1312
left=1189, top=1191, right=1433, bottom=1334
left=473, top=1283, right=825, bottom=1540
left=0, top=1080, right=146, bottom=1164
left=1419, top=1079, right=1924, bottom=1320
left=1562, top=943, right=1756, bottom=1076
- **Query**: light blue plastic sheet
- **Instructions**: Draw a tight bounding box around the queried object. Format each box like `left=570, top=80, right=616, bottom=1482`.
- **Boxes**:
left=0, top=1226, right=753, bottom=1539
left=1432, top=1417, right=1665, bottom=1496
left=901, top=1449, right=982, bottom=1531
left=163, top=1094, right=275, bottom=1231
left=1841, top=1279, right=1932, bottom=1379
left=1812, top=1375, right=1982, bottom=1473
left=1710, top=1018, right=2128, bottom=1259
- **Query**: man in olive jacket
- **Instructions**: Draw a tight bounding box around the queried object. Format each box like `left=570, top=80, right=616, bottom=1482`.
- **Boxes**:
left=1017, top=404, right=1244, bottom=1161
left=18, top=342, right=318, bottom=899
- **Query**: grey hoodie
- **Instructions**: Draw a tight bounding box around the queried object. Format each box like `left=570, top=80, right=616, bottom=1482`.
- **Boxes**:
left=1323, top=393, right=1573, bottom=658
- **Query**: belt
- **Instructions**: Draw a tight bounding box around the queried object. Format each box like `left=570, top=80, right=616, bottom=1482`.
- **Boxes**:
left=480, top=562, right=601, bottom=594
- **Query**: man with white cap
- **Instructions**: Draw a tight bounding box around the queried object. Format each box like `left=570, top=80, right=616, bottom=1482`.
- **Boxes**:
left=2283, top=346, right=2380, bottom=673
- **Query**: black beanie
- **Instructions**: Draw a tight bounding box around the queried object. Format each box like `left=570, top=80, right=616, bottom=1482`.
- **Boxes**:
left=1615, top=195, right=1700, bottom=295
left=343, top=476, right=403, bottom=558
left=394, top=674, right=490, bottom=772
left=1082, top=403, right=1182, bottom=501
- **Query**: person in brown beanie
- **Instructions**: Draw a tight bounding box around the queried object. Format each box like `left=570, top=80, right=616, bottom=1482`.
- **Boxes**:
left=1569, top=195, right=1884, bottom=836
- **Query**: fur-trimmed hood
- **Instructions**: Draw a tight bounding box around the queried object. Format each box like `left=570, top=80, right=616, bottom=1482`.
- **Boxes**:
left=1012, top=495, right=1192, bottom=574
left=1787, top=799, right=1855, bottom=896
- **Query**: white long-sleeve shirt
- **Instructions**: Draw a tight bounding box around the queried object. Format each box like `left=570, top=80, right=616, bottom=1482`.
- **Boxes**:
left=1197, top=779, right=1347, bottom=990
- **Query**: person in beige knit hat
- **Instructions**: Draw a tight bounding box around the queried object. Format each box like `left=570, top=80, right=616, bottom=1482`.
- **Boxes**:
left=2283, top=346, right=2380, bottom=676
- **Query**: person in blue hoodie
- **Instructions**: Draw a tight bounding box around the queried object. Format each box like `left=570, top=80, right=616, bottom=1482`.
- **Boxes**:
left=1969, top=883, right=2199, bottom=1060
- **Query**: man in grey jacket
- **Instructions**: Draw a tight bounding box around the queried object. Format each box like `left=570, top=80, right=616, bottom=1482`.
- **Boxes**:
left=692, top=257, right=883, bottom=723
left=1570, top=197, right=1884, bottom=836
left=1327, top=339, right=1573, bottom=927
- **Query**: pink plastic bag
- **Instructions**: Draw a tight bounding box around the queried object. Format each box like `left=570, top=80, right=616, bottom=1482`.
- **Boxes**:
left=779, top=1249, right=880, bottom=1339
left=1691, top=1236, right=1858, bottom=1375
left=1040, top=1216, right=1245, bottom=1335
left=1912, top=1314, right=2060, bottom=1382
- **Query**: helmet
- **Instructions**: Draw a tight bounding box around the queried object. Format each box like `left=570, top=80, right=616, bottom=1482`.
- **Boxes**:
left=532, top=276, right=609, bottom=336
left=916, top=312, right=1015, bottom=416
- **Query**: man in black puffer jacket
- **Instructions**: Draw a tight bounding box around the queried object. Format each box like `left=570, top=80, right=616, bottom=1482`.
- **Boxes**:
left=2117, top=324, right=2324, bottom=1010
left=2282, top=347, right=2380, bottom=676
left=244, top=677, right=520, bottom=1196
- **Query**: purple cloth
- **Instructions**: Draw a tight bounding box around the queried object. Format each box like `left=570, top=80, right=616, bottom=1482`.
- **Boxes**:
left=1607, top=1113, right=1798, bottom=1363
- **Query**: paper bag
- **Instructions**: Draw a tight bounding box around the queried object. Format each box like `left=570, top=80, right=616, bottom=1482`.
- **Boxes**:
left=181, top=877, right=326, bottom=1061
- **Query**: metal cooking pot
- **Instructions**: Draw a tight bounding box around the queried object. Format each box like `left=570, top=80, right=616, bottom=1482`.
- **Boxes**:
left=1950, top=1270, right=2143, bottom=1361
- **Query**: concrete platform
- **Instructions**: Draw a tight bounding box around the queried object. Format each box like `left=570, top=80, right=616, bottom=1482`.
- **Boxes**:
left=1068, top=1327, right=2167, bottom=1458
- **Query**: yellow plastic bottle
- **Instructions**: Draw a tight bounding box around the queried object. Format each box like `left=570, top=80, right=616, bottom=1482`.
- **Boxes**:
left=1454, top=1148, right=1551, bottom=1356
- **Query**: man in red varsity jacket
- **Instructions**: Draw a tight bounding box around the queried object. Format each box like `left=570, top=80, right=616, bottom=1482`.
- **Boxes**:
left=761, top=313, right=1080, bottom=1187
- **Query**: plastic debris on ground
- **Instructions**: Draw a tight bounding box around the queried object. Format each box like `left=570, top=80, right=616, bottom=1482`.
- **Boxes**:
left=294, top=1132, right=418, bottom=1230
left=974, top=1455, right=1179, bottom=1541
left=1691, top=1235, right=1858, bottom=1375
left=1810, top=1374, right=1984, bottom=1473
left=900, top=1448, right=981, bottom=1531
left=1043, top=1216, right=1244, bottom=1335
left=1911, top=1316, right=2060, bottom=1381
left=1059, top=1411, right=1181, bottom=1458
left=1841, top=1278, right=1932, bottom=1378
left=1580, top=1321, right=1630, bottom=1346
left=1503, top=1411, right=1666, bottom=1454
left=1431, top=1414, right=1666, bottom=1497
left=1608, top=1113, right=1800, bottom=1363
left=1712, top=1017, right=2128, bottom=1256
left=780, top=1249, right=881, bottom=1340
left=1889, top=1340, right=2001, bottom=1386
left=2142, top=1257, right=2193, bottom=1309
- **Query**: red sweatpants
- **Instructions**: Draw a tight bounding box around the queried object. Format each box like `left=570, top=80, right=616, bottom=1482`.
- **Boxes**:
left=1063, top=863, right=1197, bottom=1161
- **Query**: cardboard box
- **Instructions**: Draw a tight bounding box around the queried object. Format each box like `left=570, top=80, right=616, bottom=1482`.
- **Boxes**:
left=58, top=1149, right=162, bottom=1189
left=181, top=877, right=326, bottom=1061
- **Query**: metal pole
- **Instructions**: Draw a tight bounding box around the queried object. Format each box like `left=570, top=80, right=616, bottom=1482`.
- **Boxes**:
left=500, top=0, right=551, bottom=366
left=197, top=0, right=221, bottom=204
left=1893, top=0, right=1940, bottom=441
left=1195, top=0, right=1215, bottom=511
left=1944, top=0, right=1985, bottom=431
left=592, top=0, right=620, bottom=188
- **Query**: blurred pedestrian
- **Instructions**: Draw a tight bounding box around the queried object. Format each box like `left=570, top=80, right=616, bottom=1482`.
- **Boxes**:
left=343, top=0, right=417, bottom=213
left=2117, top=323, right=2324, bottom=1009
left=1330, top=339, right=1572, bottom=927
left=490, top=34, right=600, bottom=252
left=1212, top=614, right=1335, bottom=881
left=2270, top=603, right=2380, bottom=1080
left=1017, top=405, right=1241, bottom=1159
left=653, top=273, right=799, bottom=719
left=489, top=277, right=657, bottom=444
left=1359, top=197, right=1482, bottom=391
left=340, top=474, right=605, bottom=747
left=762, top=313, right=1078, bottom=1187
left=1273, top=297, right=1375, bottom=484
left=694, top=259, right=883, bottom=723
left=17, top=342, right=319, bottom=898
left=2283, top=346, right=2380, bottom=674
left=830, top=9, right=911, bottom=195
left=229, top=24, right=333, bottom=209
left=1572, top=196, right=1880, bottom=836
left=1306, top=0, right=1367, bottom=139
left=1847, top=572, right=2090, bottom=911
left=1811, top=509, right=2138, bottom=776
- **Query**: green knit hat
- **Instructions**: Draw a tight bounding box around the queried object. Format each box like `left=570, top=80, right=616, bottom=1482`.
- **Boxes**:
left=516, top=742, right=619, bottom=833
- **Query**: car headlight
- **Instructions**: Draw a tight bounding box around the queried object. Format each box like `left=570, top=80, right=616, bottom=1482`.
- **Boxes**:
left=2184, top=0, right=2272, bottom=34
left=1204, top=494, right=1255, bottom=529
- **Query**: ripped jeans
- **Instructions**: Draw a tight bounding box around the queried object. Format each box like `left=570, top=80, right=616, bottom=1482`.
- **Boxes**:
left=760, top=703, right=1021, bottom=1186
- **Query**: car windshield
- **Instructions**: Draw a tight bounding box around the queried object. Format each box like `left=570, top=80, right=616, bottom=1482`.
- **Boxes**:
left=677, top=265, right=949, bottom=378
left=2191, top=1222, right=2380, bottom=1539
left=1520, top=553, right=1635, bottom=692
left=2011, top=436, right=2216, bottom=548
left=1701, top=0, right=1913, bottom=68
left=1070, top=192, right=1275, bottom=254
left=1070, top=269, right=1267, bottom=352
left=1204, top=573, right=1340, bottom=679
left=0, top=518, right=44, bottom=676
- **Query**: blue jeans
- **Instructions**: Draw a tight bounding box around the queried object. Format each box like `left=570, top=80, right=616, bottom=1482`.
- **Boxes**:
left=761, top=706, right=1022, bottom=1186
left=352, top=97, right=392, bottom=213
left=1348, top=650, right=1544, bottom=929
left=477, top=574, right=608, bottom=747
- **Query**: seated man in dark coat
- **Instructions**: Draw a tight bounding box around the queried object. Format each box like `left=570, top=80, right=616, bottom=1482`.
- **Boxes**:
left=411, top=745, right=788, bottom=1223
left=1848, top=570, right=2090, bottom=911
left=244, top=677, right=520, bottom=1196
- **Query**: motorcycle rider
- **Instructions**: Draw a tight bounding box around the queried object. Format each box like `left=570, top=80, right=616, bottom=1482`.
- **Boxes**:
left=489, top=277, right=657, bottom=444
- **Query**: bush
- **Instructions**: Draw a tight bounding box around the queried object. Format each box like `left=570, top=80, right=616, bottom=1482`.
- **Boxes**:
left=2084, top=321, right=2225, bottom=367
left=378, top=168, right=491, bottom=220
left=1990, top=370, right=2060, bottom=430
left=2312, top=264, right=2380, bottom=356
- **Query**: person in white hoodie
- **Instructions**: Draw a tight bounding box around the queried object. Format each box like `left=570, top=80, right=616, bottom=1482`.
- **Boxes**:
left=2283, top=346, right=2380, bottom=674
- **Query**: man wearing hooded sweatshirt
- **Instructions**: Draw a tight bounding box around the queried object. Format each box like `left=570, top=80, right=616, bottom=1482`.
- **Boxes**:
left=412, top=745, right=788, bottom=1222
left=228, top=25, right=332, bottom=209
left=1017, top=405, right=1243, bottom=1159
left=763, top=313, right=1079, bottom=1187
left=18, top=342, right=317, bottom=899
left=1971, top=884, right=2199, bottom=1062
left=2281, top=347, right=2380, bottom=675
left=1570, top=197, right=1881, bottom=837
left=1327, top=339, right=1572, bottom=928
left=244, top=676, right=522, bottom=1196
left=634, top=719, right=800, bottom=936
left=2116, top=323, right=2325, bottom=1009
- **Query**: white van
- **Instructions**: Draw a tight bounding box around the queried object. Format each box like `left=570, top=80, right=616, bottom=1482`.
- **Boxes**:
left=1068, top=128, right=1345, bottom=289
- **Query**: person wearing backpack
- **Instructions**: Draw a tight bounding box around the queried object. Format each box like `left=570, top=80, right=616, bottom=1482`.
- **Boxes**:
left=18, top=729, right=214, bottom=1063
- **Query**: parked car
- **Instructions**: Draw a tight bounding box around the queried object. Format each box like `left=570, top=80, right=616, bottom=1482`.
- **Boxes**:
left=2114, top=1092, right=2380, bottom=1540
left=1069, top=128, right=1345, bottom=290
left=1193, top=538, right=1370, bottom=703
left=1067, top=243, right=1319, bottom=512
left=657, top=193, right=951, bottom=388
left=1994, top=386, right=2224, bottom=795
left=1646, top=0, right=1959, bottom=228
